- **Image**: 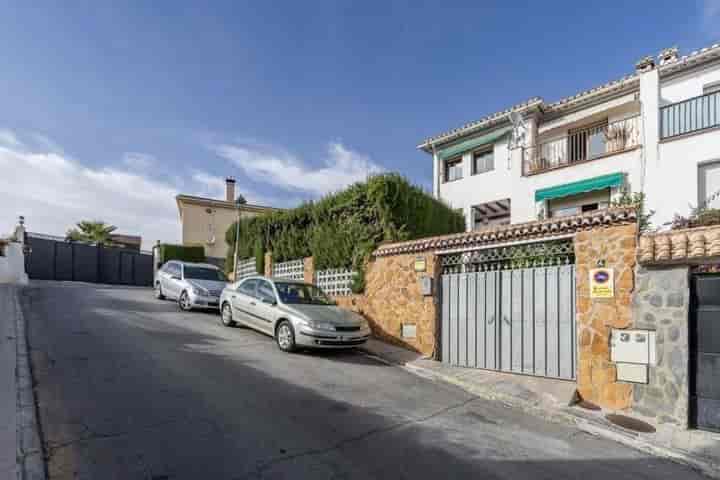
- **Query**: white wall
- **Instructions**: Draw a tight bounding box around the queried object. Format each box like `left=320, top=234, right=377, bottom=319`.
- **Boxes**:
left=433, top=58, right=720, bottom=230
left=0, top=242, right=29, bottom=285
left=642, top=62, right=720, bottom=227
left=438, top=140, right=513, bottom=230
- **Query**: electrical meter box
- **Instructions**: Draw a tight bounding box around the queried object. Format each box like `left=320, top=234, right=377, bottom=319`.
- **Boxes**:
left=610, top=329, right=656, bottom=365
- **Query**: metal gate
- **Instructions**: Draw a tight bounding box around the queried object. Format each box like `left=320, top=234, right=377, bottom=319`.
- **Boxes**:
left=440, top=240, right=577, bottom=381
left=691, top=274, right=720, bottom=432
left=25, top=233, right=154, bottom=286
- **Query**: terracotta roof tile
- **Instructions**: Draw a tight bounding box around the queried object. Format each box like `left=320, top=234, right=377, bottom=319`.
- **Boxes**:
left=373, top=207, right=637, bottom=257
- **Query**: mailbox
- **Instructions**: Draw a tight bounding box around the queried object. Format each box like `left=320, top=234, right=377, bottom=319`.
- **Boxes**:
left=419, top=276, right=433, bottom=296
left=610, top=329, right=656, bottom=365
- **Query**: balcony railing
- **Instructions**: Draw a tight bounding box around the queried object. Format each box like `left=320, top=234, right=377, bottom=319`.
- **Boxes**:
left=661, top=91, right=720, bottom=139
left=522, top=116, right=641, bottom=176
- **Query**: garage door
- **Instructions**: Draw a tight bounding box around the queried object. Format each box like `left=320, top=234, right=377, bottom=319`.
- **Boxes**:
left=692, top=274, right=720, bottom=432
left=441, top=265, right=577, bottom=380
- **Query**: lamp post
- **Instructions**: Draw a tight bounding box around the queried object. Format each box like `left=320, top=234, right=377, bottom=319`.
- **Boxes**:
left=233, top=195, right=247, bottom=280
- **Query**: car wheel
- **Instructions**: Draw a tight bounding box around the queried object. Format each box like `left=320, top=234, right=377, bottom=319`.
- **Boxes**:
left=155, top=283, right=165, bottom=300
left=276, top=320, right=296, bottom=353
left=221, top=303, right=236, bottom=327
left=178, top=291, right=192, bottom=311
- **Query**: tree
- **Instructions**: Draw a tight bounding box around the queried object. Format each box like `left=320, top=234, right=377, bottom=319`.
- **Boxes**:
left=66, top=221, right=118, bottom=245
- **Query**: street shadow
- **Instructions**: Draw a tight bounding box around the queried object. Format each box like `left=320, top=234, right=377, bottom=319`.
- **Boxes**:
left=21, top=282, right=710, bottom=480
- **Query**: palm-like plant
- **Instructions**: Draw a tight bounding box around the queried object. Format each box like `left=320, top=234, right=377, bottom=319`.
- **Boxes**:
left=66, top=221, right=118, bottom=245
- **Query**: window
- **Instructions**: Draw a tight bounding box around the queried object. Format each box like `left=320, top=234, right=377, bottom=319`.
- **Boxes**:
left=704, top=81, right=720, bottom=95
left=184, top=266, right=226, bottom=281
left=699, top=161, right=720, bottom=209
left=275, top=282, right=333, bottom=305
left=548, top=189, right=611, bottom=218
left=472, top=149, right=494, bottom=175
left=444, top=158, right=463, bottom=182
left=239, top=278, right=259, bottom=297
left=256, top=280, right=277, bottom=304
left=568, top=120, right=608, bottom=163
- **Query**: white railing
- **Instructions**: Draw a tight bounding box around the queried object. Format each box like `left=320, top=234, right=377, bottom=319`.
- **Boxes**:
left=235, top=257, right=258, bottom=280
left=315, top=268, right=355, bottom=296
left=272, top=259, right=305, bottom=281
left=523, top=115, right=641, bottom=175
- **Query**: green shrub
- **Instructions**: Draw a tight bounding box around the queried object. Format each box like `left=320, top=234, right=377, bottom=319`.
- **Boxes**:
left=226, top=173, right=465, bottom=287
left=158, top=244, right=205, bottom=264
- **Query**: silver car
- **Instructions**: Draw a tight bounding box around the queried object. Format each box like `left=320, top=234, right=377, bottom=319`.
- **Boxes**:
left=219, top=276, right=371, bottom=352
left=155, top=261, right=228, bottom=311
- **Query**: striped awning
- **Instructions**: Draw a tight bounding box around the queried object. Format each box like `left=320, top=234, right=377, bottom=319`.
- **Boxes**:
left=535, top=172, right=625, bottom=202
left=437, top=126, right=512, bottom=161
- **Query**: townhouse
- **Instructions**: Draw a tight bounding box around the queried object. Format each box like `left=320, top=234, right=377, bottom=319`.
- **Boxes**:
left=420, top=44, right=720, bottom=231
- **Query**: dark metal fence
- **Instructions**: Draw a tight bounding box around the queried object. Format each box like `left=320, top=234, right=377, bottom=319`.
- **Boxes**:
left=25, top=233, right=153, bottom=286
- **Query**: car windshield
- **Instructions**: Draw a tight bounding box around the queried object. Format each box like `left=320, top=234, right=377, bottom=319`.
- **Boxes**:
left=184, top=266, right=226, bottom=281
left=275, top=282, right=333, bottom=305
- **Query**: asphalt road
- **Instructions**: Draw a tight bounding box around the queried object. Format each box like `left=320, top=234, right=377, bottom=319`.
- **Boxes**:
left=22, top=281, right=706, bottom=480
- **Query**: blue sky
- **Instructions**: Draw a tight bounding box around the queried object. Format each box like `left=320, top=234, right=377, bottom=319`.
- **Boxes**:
left=1, top=1, right=718, bottom=247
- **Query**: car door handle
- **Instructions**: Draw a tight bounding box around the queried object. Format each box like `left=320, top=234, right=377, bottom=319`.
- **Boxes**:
left=231, top=295, right=236, bottom=299
left=249, top=301, right=256, bottom=306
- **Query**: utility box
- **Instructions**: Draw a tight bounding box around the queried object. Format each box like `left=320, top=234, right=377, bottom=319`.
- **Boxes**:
left=610, top=329, right=656, bottom=365
left=419, top=276, right=433, bottom=296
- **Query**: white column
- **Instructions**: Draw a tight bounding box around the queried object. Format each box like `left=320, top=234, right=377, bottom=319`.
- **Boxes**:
left=638, top=67, right=661, bottom=222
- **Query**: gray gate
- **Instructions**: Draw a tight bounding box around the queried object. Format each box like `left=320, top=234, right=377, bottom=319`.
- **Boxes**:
left=441, top=265, right=576, bottom=380
left=25, top=233, right=154, bottom=286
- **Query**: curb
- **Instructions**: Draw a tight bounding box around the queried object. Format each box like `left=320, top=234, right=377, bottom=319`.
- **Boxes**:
left=13, top=286, right=47, bottom=480
left=361, top=348, right=719, bottom=480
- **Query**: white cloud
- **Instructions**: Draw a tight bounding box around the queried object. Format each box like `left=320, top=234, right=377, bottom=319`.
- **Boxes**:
left=213, top=141, right=383, bottom=196
left=704, top=0, right=720, bottom=36
left=0, top=144, right=180, bottom=250
left=122, top=152, right=156, bottom=170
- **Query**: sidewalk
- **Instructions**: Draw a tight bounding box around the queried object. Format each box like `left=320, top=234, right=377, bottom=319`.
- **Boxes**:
left=359, top=337, right=720, bottom=479
left=1, top=285, right=45, bottom=480
left=0, top=287, right=17, bottom=480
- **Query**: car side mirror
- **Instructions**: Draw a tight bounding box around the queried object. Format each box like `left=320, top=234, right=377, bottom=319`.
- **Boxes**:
left=171, top=275, right=181, bottom=281
left=262, top=297, right=277, bottom=306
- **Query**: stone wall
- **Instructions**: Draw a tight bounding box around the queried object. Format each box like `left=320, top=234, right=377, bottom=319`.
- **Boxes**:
left=575, top=223, right=637, bottom=410
left=631, top=265, right=690, bottom=426
left=333, top=253, right=439, bottom=356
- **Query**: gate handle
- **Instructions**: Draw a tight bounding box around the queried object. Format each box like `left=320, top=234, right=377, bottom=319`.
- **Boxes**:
left=502, top=315, right=510, bottom=326
left=488, top=314, right=495, bottom=325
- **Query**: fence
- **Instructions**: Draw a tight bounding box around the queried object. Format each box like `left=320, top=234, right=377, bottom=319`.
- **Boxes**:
left=25, top=233, right=153, bottom=286
left=315, top=268, right=355, bottom=296
left=272, top=258, right=304, bottom=281
left=661, top=90, right=720, bottom=139
left=523, top=115, right=641, bottom=175
left=235, top=257, right=258, bottom=280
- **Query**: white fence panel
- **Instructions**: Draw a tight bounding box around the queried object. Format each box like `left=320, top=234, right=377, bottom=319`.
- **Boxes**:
left=236, top=257, right=258, bottom=280
left=272, top=259, right=304, bottom=281
left=315, top=268, right=355, bottom=296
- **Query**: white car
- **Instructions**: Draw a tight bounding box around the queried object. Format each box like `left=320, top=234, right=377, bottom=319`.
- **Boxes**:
left=155, top=261, right=228, bottom=311
left=219, top=276, right=371, bottom=352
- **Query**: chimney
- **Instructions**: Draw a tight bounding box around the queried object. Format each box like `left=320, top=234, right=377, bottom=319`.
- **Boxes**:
left=225, top=177, right=236, bottom=202
left=658, top=46, right=679, bottom=66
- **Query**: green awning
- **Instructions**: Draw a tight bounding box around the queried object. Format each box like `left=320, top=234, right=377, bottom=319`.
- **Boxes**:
left=535, top=172, right=625, bottom=202
left=437, top=126, right=512, bottom=161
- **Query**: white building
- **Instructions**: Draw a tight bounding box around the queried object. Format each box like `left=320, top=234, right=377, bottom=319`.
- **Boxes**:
left=420, top=44, right=720, bottom=231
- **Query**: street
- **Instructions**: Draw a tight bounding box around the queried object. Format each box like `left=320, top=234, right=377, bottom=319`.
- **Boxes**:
left=21, top=281, right=706, bottom=480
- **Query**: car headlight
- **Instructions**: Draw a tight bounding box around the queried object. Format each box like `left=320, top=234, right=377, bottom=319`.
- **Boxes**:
left=359, top=319, right=369, bottom=330
left=302, top=320, right=335, bottom=331
left=192, top=286, right=209, bottom=296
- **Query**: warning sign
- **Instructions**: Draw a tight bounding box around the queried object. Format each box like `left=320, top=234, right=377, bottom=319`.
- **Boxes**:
left=590, top=268, right=614, bottom=298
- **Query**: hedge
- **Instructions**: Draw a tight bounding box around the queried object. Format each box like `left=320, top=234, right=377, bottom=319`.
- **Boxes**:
left=225, top=174, right=465, bottom=286
left=157, top=244, right=206, bottom=265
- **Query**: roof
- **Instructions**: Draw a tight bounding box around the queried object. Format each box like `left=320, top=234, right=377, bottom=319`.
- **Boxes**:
left=638, top=224, right=720, bottom=265
left=418, top=42, right=720, bottom=151
left=373, top=207, right=637, bottom=257
left=175, top=194, right=280, bottom=214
